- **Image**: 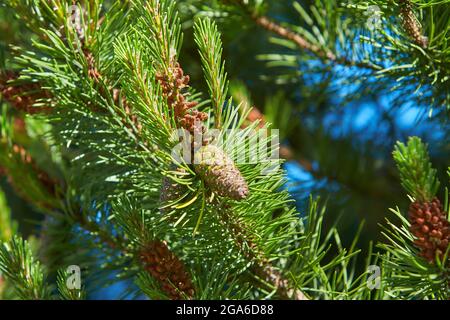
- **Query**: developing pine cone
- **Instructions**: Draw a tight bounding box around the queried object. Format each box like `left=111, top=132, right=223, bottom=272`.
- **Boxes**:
left=194, top=145, right=249, bottom=200
left=140, top=240, right=195, bottom=299
left=399, top=0, right=428, bottom=48
left=409, top=198, right=450, bottom=264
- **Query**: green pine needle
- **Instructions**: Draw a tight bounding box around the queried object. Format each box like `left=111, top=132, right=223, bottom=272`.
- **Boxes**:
left=393, top=136, right=440, bottom=202
left=0, top=235, right=50, bottom=300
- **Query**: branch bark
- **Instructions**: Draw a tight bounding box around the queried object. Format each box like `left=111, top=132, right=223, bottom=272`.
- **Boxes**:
left=219, top=204, right=308, bottom=300
left=229, top=0, right=379, bottom=71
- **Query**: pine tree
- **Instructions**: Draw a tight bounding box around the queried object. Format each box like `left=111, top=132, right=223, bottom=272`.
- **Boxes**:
left=0, top=0, right=448, bottom=300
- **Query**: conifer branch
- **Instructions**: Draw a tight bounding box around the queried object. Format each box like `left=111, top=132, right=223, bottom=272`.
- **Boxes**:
left=226, top=0, right=379, bottom=71
left=219, top=204, right=308, bottom=300
left=82, top=48, right=145, bottom=145
left=0, top=236, right=50, bottom=300
left=0, top=142, right=62, bottom=210
left=0, top=138, right=127, bottom=254
left=393, top=137, right=440, bottom=202
left=194, top=18, right=228, bottom=129
left=0, top=138, right=194, bottom=300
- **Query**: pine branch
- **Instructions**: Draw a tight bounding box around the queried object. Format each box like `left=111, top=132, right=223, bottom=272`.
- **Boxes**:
left=0, top=0, right=376, bottom=300
left=57, top=268, right=86, bottom=300
left=0, top=236, right=50, bottom=299
left=0, top=134, right=128, bottom=255
left=393, top=136, right=440, bottom=202
left=218, top=203, right=308, bottom=300
left=0, top=141, right=62, bottom=210
left=379, top=139, right=449, bottom=298
left=194, top=18, right=228, bottom=129
left=81, top=48, right=146, bottom=149
left=225, top=0, right=379, bottom=71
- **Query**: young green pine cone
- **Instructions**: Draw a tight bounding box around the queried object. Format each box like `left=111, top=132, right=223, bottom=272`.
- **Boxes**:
left=194, top=145, right=249, bottom=200
left=409, top=198, right=450, bottom=264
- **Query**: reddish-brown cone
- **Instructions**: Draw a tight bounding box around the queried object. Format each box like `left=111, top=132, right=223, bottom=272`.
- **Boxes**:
left=409, top=198, right=450, bottom=264
left=84, top=49, right=102, bottom=82
left=399, top=0, right=428, bottom=48
left=140, top=240, right=195, bottom=299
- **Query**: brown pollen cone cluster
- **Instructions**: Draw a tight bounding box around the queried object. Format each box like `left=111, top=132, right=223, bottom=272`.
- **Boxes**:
left=84, top=49, right=102, bottom=82
left=0, top=71, right=51, bottom=114
left=156, top=62, right=208, bottom=138
left=409, top=198, right=450, bottom=264
left=139, top=240, right=195, bottom=299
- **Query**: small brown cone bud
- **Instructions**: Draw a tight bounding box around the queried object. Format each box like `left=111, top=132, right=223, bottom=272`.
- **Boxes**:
left=140, top=240, right=194, bottom=300
left=408, top=198, right=450, bottom=264
left=399, top=1, right=428, bottom=48
left=194, top=145, right=249, bottom=200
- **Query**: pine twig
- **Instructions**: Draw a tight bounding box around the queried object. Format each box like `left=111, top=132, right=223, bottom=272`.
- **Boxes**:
left=228, top=0, right=379, bottom=71
left=219, top=204, right=308, bottom=300
left=83, top=49, right=144, bottom=137
left=0, top=141, right=62, bottom=210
